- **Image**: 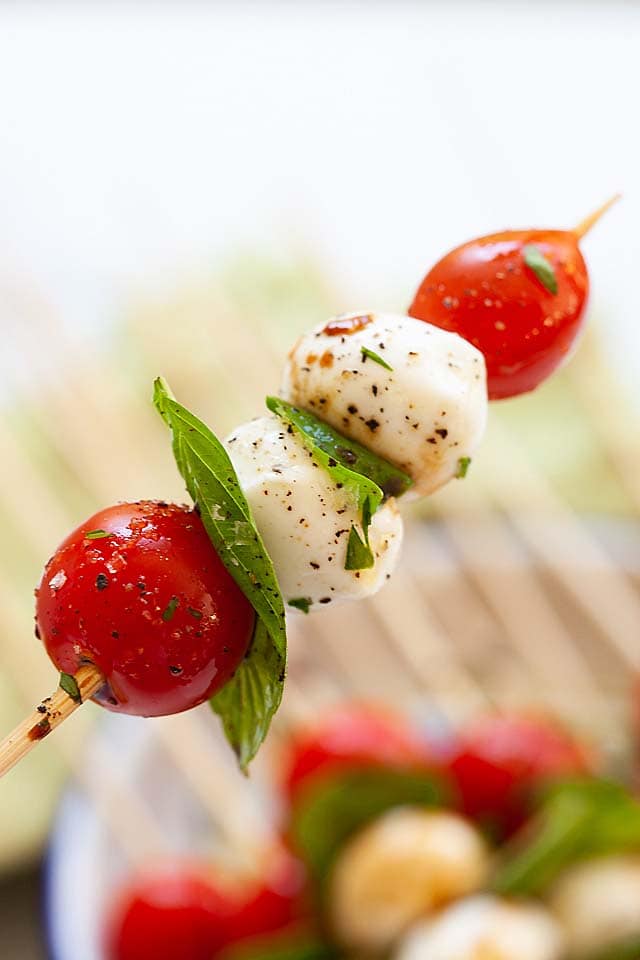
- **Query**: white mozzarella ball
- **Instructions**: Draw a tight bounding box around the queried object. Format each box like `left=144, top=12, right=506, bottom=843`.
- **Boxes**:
left=396, top=895, right=564, bottom=960
left=281, top=312, right=487, bottom=498
left=225, top=415, right=403, bottom=611
left=328, top=808, right=490, bottom=953
left=549, top=855, right=640, bottom=955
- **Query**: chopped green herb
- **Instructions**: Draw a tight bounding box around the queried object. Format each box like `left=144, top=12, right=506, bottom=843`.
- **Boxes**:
left=162, top=596, right=179, bottom=622
left=587, top=934, right=640, bottom=960
left=186, top=606, right=203, bottom=620
left=455, top=456, right=472, bottom=479
left=345, top=526, right=374, bottom=570
left=523, top=244, right=558, bottom=295
left=267, top=396, right=388, bottom=573
left=84, top=529, right=113, bottom=540
left=493, top=779, right=640, bottom=897
left=288, top=597, right=311, bottom=614
left=154, top=377, right=286, bottom=770
left=59, top=672, right=82, bottom=704
left=266, top=396, right=412, bottom=500
left=361, top=346, right=393, bottom=371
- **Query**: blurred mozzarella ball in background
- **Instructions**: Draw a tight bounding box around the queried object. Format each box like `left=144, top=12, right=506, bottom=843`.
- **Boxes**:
left=548, top=855, right=640, bottom=955
left=396, top=894, right=565, bottom=960
left=225, top=415, right=403, bottom=610
left=281, top=313, right=487, bottom=498
left=328, top=807, right=490, bottom=953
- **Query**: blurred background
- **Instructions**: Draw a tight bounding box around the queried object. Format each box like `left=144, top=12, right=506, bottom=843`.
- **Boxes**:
left=1, top=1, right=640, bottom=957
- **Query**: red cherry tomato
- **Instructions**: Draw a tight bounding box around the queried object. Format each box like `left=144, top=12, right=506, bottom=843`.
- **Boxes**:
left=36, top=501, right=255, bottom=717
left=409, top=229, right=588, bottom=400
left=282, top=704, right=434, bottom=805
left=448, top=715, right=593, bottom=837
left=221, top=848, right=309, bottom=945
left=105, top=853, right=308, bottom=960
left=104, top=864, right=236, bottom=960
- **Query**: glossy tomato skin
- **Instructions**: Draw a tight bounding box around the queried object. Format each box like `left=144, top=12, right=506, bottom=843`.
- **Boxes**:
left=104, top=864, right=237, bottom=960
left=221, top=848, right=309, bottom=945
left=409, top=229, right=589, bottom=400
left=36, top=501, right=255, bottom=717
left=282, top=704, right=435, bottom=805
left=105, top=854, right=309, bottom=960
left=448, top=715, right=593, bottom=837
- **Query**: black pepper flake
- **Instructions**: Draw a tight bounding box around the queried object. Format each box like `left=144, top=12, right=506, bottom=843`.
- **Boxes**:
left=328, top=458, right=337, bottom=467
left=168, top=665, right=183, bottom=676
left=111, top=630, right=119, bottom=639
left=34, top=624, right=41, bottom=640
left=365, top=419, right=380, bottom=432
left=435, top=428, right=449, bottom=439
left=37, top=704, right=47, bottom=714
left=310, top=562, right=320, bottom=569
left=372, top=385, right=378, bottom=396
left=347, top=404, right=358, bottom=414
left=337, top=447, right=357, bottom=465
left=319, top=597, right=332, bottom=604
left=96, top=573, right=109, bottom=591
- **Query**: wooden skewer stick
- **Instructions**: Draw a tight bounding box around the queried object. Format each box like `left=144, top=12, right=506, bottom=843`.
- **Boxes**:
left=0, top=663, right=104, bottom=779
left=574, top=194, right=621, bottom=240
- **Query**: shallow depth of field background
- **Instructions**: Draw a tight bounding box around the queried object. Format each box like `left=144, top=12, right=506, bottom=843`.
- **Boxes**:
left=1, top=2, right=640, bottom=957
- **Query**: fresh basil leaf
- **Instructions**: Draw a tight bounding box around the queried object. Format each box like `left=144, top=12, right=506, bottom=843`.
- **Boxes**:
left=223, top=933, right=338, bottom=960
left=455, top=456, right=471, bottom=479
left=59, top=672, right=82, bottom=704
left=291, top=767, right=447, bottom=882
left=161, top=596, right=179, bottom=622
left=361, top=346, right=393, bottom=371
left=210, top=618, right=284, bottom=772
left=345, top=525, right=374, bottom=570
left=586, top=934, right=640, bottom=960
left=265, top=396, right=412, bottom=500
left=493, top=779, right=640, bottom=896
left=523, top=244, right=558, bottom=295
left=266, top=396, right=406, bottom=573
left=288, top=597, right=311, bottom=614
left=154, top=377, right=286, bottom=768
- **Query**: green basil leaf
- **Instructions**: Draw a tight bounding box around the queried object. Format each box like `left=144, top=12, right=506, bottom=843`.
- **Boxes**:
left=586, top=935, right=640, bottom=960
left=154, top=377, right=286, bottom=768
left=345, top=524, right=374, bottom=571
left=59, top=672, right=82, bottom=704
left=523, top=244, right=558, bottom=295
left=361, top=345, right=393, bottom=371
left=493, top=779, right=640, bottom=896
left=265, top=396, right=412, bottom=500
left=455, top=456, right=471, bottom=479
left=210, top=618, right=284, bottom=772
left=84, top=529, right=113, bottom=540
left=288, top=597, right=311, bottom=614
left=291, top=767, right=448, bottom=882
left=222, top=933, right=338, bottom=960
left=161, top=596, right=179, bottom=622
left=266, top=395, right=410, bottom=573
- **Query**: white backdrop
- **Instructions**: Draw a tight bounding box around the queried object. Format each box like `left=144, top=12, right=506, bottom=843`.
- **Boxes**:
left=0, top=1, right=637, bottom=393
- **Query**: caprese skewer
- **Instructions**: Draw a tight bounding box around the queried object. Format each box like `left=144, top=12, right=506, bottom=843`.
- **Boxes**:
left=0, top=200, right=617, bottom=776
